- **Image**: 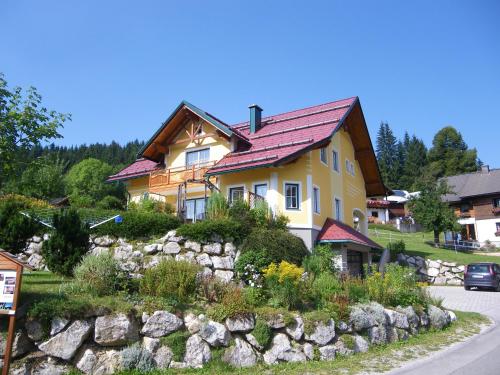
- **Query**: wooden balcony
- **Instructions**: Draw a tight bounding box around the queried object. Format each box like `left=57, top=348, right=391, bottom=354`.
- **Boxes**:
left=149, top=161, right=217, bottom=191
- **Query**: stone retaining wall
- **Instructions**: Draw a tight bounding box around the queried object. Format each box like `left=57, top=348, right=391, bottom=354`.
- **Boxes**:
left=4, top=302, right=456, bottom=374
left=397, top=254, right=465, bottom=286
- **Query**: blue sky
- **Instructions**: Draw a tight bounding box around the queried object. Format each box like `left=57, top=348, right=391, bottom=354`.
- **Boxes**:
left=3, top=1, right=500, bottom=166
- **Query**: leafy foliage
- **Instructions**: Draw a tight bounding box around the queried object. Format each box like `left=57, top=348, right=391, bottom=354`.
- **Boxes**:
left=0, top=199, right=41, bottom=253
left=206, top=192, right=229, bottom=220
left=387, top=240, right=406, bottom=261
left=15, top=156, right=67, bottom=199
left=207, top=283, right=251, bottom=321
left=121, top=344, right=155, bottom=372
left=251, top=318, right=272, bottom=348
left=302, top=245, right=339, bottom=277
left=176, top=218, right=242, bottom=243
left=140, top=259, right=200, bottom=304
left=160, top=331, right=191, bottom=362
left=127, top=197, right=174, bottom=214
left=41, top=209, right=89, bottom=276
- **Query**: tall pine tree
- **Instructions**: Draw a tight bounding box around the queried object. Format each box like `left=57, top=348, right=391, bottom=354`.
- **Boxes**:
left=376, top=122, right=399, bottom=189
left=399, top=135, right=428, bottom=190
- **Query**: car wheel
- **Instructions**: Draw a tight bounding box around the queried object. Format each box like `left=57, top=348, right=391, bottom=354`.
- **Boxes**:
left=464, top=285, right=471, bottom=291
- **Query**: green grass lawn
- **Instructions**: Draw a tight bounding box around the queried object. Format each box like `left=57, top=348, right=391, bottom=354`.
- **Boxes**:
left=116, top=311, right=489, bottom=375
left=369, top=229, right=497, bottom=264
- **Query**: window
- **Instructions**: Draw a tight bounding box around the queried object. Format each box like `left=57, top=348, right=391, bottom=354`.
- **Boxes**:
left=186, top=148, right=210, bottom=167
left=460, top=203, right=471, bottom=213
left=493, top=198, right=500, bottom=208
left=496, top=222, right=500, bottom=234
left=332, top=150, right=339, bottom=172
left=345, top=159, right=355, bottom=176
left=320, top=147, right=328, bottom=165
left=185, top=198, right=206, bottom=222
left=229, top=186, right=244, bottom=203
left=313, top=186, right=320, bottom=214
left=335, top=198, right=342, bottom=221
left=371, top=211, right=379, bottom=218
left=254, top=184, right=268, bottom=199
left=285, top=183, right=299, bottom=210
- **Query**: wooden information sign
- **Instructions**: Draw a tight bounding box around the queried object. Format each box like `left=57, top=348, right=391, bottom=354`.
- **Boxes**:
left=0, top=251, right=31, bottom=375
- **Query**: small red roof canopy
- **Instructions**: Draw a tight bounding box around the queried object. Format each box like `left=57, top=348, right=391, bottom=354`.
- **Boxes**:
left=107, top=158, right=161, bottom=182
left=317, top=218, right=383, bottom=250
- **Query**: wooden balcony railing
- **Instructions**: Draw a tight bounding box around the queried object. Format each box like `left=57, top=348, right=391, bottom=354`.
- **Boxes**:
left=149, top=161, right=217, bottom=190
left=248, top=191, right=266, bottom=208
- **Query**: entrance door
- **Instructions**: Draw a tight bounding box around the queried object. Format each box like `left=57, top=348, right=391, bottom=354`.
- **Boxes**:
left=347, top=250, right=363, bottom=277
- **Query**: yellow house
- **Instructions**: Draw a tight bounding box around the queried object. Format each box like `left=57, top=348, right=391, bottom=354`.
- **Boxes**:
left=108, top=97, right=385, bottom=270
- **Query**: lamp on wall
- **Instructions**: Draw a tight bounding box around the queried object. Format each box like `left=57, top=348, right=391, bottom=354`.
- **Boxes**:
left=353, top=216, right=360, bottom=231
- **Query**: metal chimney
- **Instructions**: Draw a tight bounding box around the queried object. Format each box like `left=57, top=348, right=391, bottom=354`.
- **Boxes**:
left=249, top=104, right=263, bottom=134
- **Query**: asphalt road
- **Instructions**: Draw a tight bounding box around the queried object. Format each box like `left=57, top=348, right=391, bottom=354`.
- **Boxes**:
left=387, top=286, right=500, bottom=375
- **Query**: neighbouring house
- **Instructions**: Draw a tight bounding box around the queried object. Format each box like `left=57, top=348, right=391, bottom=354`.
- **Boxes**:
left=367, top=190, right=419, bottom=224
left=443, top=165, right=500, bottom=245
left=108, top=97, right=385, bottom=272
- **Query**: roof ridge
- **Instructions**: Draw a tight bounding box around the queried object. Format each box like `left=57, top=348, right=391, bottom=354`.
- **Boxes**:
left=231, top=96, right=357, bottom=128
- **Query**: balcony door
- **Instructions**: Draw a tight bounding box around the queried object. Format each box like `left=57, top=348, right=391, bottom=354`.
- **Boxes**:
left=185, top=198, right=206, bottom=222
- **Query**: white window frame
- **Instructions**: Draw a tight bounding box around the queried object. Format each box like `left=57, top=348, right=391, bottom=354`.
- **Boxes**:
left=334, top=196, right=343, bottom=221
left=345, top=158, right=355, bottom=176
left=320, top=147, right=328, bottom=167
left=313, top=185, right=320, bottom=214
left=227, top=185, right=246, bottom=203
left=185, top=147, right=210, bottom=168
left=283, top=181, right=302, bottom=211
left=332, top=149, right=340, bottom=173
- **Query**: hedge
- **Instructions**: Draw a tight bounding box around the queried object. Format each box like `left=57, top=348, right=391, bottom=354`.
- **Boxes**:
left=176, top=218, right=243, bottom=243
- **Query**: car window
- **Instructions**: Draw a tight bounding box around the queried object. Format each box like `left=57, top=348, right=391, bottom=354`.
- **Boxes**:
left=468, top=264, right=490, bottom=273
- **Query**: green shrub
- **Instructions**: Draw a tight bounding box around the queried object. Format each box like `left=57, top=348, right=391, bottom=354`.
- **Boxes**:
left=302, top=245, right=339, bottom=276
left=42, top=209, right=89, bottom=276
left=121, top=343, right=155, bottom=371
left=197, top=275, right=227, bottom=303
left=311, top=272, right=342, bottom=306
left=176, top=218, right=242, bottom=243
left=161, top=331, right=191, bottom=362
left=206, top=192, right=229, bottom=220
left=251, top=318, right=272, bottom=348
left=235, top=250, right=272, bottom=275
left=344, top=276, right=369, bottom=303
left=302, top=310, right=332, bottom=335
left=97, top=195, right=125, bottom=210
left=128, top=197, right=175, bottom=214
left=0, top=199, right=41, bottom=253
left=207, top=284, right=251, bottom=321
left=140, top=259, right=200, bottom=304
left=243, top=287, right=267, bottom=307
left=92, top=210, right=180, bottom=239
left=240, top=228, right=308, bottom=266
left=72, top=253, right=125, bottom=296
left=387, top=240, right=406, bottom=261
left=254, top=306, right=295, bottom=327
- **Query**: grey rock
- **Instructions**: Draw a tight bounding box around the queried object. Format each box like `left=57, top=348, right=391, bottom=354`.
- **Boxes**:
left=12, top=330, right=34, bottom=358
left=199, top=267, right=213, bottom=278
left=163, top=242, right=181, bottom=254
left=214, top=270, right=234, bottom=283
left=336, top=320, right=351, bottom=333
left=334, top=338, right=354, bottom=356
left=26, top=319, right=44, bottom=342
left=91, top=246, right=110, bottom=256
left=263, top=333, right=291, bottom=365
left=419, top=312, right=430, bottom=327
left=211, top=255, right=234, bottom=270
left=427, top=260, right=441, bottom=268
left=245, top=333, right=264, bottom=351
left=142, top=312, right=150, bottom=324
left=397, top=306, right=419, bottom=333
left=38, top=320, right=92, bottom=360
left=32, top=358, right=70, bottom=375
left=143, top=244, right=159, bottom=254
left=75, top=346, right=121, bottom=375
left=397, top=328, right=410, bottom=341
left=164, top=230, right=183, bottom=243
left=353, top=334, right=369, bottom=353
left=184, top=334, right=211, bottom=368
left=175, top=251, right=196, bottom=263
left=223, top=337, right=257, bottom=367
left=196, top=253, right=212, bottom=267
left=184, top=313, right=205, bottom=334
left=95, top=313, right=139, bottom=346
left=285, top=316, right=304, bottom=341
left=278, top=348, right=307, bottom=363
left=304, top=319, right=336, bottom=346
left=199, top=320, right=231, bottom=347
left=427, top=268, right=440, bottom=277
left=154, top=345, right=174, bottom=369
left=26, top=242, right=43, bottom=255
left=203, top=243, right=222, bottom=255
left=224, top=242, right=236, bottom=257
left=27, top=253, right=45, bottom=270
left=142, top=337, right=160, bottom=353
left=318, top=344, right=336, bottom=361
left=434, top=276, right=448, bottom=284
left=94, top=235, right=116, bottom=247
left=262, top=313, right=286, bottom=329
left=169, top=361, right=189, bottom=369
left=385, top=309, right=409, bottom=330
left=10, top=363, right=31, bottom=375
left=31, top=235, right=42, bottom=243
left=428, top=305, right=448, bottom=329
left=368, top=325, right=387, bottom=345
left=303, top=342, right=314, bottom=360
left=350, top=305, right=377, bottom=331
left=225, top=313, right=255, bottom=332
left=113, top=244, right=133, bottom=261
left=185, top=241, right=201, bottom=253
left=445, top=310, right=457, bottom=323
left=141, top=311, right=183, bottom=338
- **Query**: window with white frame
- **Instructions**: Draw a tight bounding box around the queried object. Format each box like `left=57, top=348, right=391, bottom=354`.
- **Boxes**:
left=345, top=159, right=355, bottom=176
left=335, top=198, right=342, bottom=221
left=313, top=186, right=320, bottom=214
left=320, top=147, right=328, bottom=165
left=186, top=148, right=210, bottom=167
left=332, top=150, right=339, bottom=172
left=185, top=198, right=206, bottom=222
left=285, top=183, right=300, bottom=210
left=229, top=186, right=244, bottom=203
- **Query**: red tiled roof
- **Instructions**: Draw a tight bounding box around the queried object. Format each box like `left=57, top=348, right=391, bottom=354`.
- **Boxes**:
left=317, top=218, right=383, bottom=249
left=367, top=199, right=391, bottom=208
left=107, top=158, right=161, bottom=182
left=206, top=97, right=358, bottom=175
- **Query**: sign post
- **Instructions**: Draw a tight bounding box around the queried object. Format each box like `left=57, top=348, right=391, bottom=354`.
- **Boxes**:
left=0, top=251, right=30, bottom=375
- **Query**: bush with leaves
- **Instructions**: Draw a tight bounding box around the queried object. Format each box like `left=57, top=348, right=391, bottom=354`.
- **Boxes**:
left=140, top=259, right=200, bottom=304
left=92, top=210, right=180, bottom=239
left=262, top=261, right=305, bottom=309
left=387, top=240, right=406, bottom=261
left=207, top=283, right=252, bottom=321
left=121, top=344, right=155, bottom=371
left=0, top=199, right=40, bottom=253
left=72, top=253, right=125, bottom=296
left=206, top=192, right=229, bottom=220
left=302, top=245, right=339, bottom=277
left=176, top=218, right=242, bottom=243
left=42, top=209, right=89, bottom=276
left=240, top=228, right=308, bottom=266
left=96, top=195, right=125, bottom=210
left=128, top=196, right=174, bottom=214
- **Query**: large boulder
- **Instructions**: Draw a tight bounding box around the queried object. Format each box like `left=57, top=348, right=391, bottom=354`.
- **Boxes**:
left=199, top=321, right=231, bottom=347
left=211, top=256, right=234, bottom=270
left=196, top=253, right=212, bottom=267
left=304, top=319, right=336, bottom=346
left=397, top=306, right=420, bottom=333
left=38, top=320, right=92, bottom=360
left=223, top=337, right=258, bottom=367
left=203, top=243, right=222, bottom=255
left=27, top=254, right=45, bottom=270
left=94, top=236, right=116, bottom=247
left=263, top=333, right=291, bottom=365
left=224, top=243, right=236, bottom=257
left=12, top=330, right=34, bottom=358
left=368, top=325, right=387, bottom=345
left=245, top=333, right=264, bottom=351
left=142, top=337, right=160, bottom=353
left=162, top=242, right=181, bottom=255
left=318, top=344, right=336, bottom=361
left=285, top=316, right=304, bottom=341
left=225, top=313, right=255, bottom=333
left=154, top=345, right=174, bottom=369
left=50, top=317, right=70, bottom=336
left=184, top=313, right=205, bottom=334
left=184, top=334, right=211, bottom=368
left=214, top=270, right=234, bottom=283
left=352, top=334, right=369, bottom=353
left=384, top=309, right=409, bottom=330
left=31, top=358, right=70, bottom=375
left=141, top=311, right=183, bottom=338
left=94, top=313, right=139, bottom=346
left=349, top=306, right=377, bottom=331
left=428, top=305, right=448, bottom=329
left=26, top=319, right=44, bottom=342
left=143, top=244, right=159, bottom=255
left=185, top=241, right=201, bottom=253
left=75, top=346, right=122, bottom=375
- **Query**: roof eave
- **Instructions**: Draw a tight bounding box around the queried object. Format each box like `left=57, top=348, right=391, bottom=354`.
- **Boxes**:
left=317, top=239, right=382, bottom=251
